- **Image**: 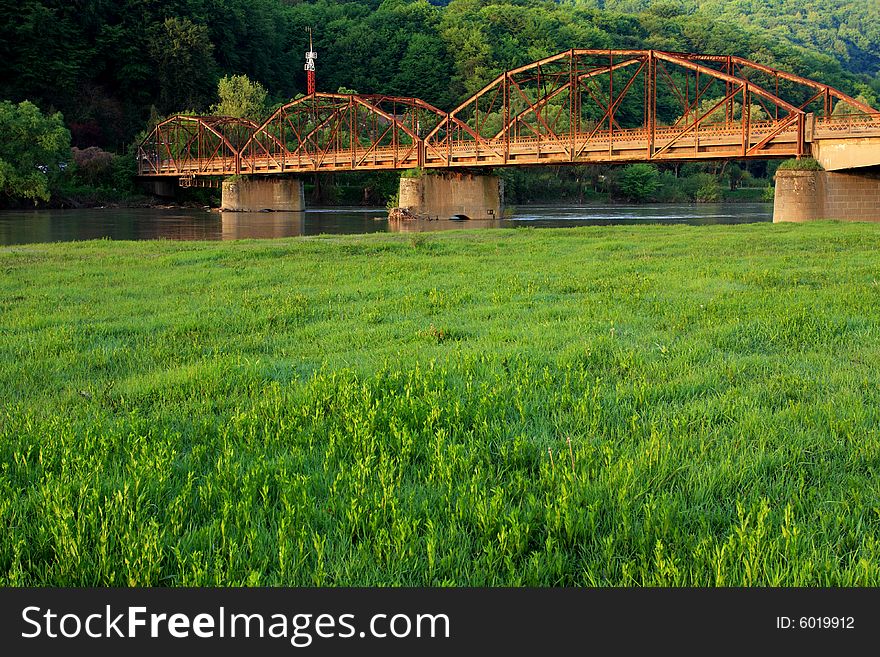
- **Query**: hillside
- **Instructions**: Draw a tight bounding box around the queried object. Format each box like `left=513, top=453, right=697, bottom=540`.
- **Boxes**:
left=1, top=0, right=877, bottom=150
left=602, top=0, right=880, bottom=76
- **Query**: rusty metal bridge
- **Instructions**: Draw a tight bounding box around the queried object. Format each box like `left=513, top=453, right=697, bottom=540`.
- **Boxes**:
left=138, top=49, right=880, bottom=179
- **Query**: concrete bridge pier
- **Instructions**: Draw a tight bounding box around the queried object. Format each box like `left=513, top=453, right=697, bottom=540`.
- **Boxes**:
left=221, top=177, right=305, bottom=212
left=397, top=171, right=503, bottom=220
left=773, top=169, right=880, bottom=222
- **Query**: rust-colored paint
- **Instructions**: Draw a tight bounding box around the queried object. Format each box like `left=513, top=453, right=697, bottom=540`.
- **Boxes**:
left=138, top=50, right=880, bottom=177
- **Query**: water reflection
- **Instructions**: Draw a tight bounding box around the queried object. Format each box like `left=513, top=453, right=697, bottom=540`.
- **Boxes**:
left=220, top=211, right=305, bottom=239
left=509, top=203, right=773, bottom=226
left=0, top=203, right=772, bottom=246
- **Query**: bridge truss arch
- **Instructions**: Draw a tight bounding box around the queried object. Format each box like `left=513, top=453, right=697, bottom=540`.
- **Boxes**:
left=679, top=53, right=879, bottom=136
left=423, top=48, right=879, bottom=167
left=239, top=93, right=449, bottom=173
left=136, top=51, right=879, bottom=178
left=137, top=115, right=258, bottom=176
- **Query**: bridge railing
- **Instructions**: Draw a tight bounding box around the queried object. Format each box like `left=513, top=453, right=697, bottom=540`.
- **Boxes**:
left=815, top=112, right=880, bottom=137
left=437, top=121, right=798, bottom=153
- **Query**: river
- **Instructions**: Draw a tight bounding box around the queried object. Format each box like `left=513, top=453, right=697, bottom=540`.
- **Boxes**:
left=0, top=203, right=772, bottom=246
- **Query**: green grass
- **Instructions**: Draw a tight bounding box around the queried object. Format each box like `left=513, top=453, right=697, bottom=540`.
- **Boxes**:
left=2, top=222, right=880, bottom=586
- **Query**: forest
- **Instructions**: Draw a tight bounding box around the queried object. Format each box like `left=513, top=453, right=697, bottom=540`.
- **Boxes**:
left=1, top=0, right=878, bottom=206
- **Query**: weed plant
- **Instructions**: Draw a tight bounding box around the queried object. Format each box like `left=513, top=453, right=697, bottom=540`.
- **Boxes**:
left=1, top=222, right=879, bottom=585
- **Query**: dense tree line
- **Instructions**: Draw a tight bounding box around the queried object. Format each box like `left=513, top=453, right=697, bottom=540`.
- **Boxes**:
left=2, top=0, right=877, bottom=149
left=0, top=0, right=877, bottom=205
left=602, top=0, right=880, bottom=78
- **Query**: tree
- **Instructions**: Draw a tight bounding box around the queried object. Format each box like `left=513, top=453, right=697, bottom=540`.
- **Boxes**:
left=393, top=33, right=456, bottom=108
left=617, top=163, right=660, bottom=202
left=0, top=100, right=70, bottom=203
left=674, top=96, right=768, bottom=126
left=212, top=75, right=268, bottom=120
left=148, top=17, right=218, bottom=114
left=726, top=163, right=744, bottom=191
left=71, top=147, right=115, bottom=186
left=832, top=84, right=878, bottom=116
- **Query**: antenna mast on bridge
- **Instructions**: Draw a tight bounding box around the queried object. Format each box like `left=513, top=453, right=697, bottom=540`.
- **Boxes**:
left=304, top=27, right=317, bottom=96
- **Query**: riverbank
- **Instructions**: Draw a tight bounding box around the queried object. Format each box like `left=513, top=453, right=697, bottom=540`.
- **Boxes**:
left=2, top=222, right=879, bottom=585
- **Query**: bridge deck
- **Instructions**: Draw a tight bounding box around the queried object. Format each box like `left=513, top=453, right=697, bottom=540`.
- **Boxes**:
left=141, top=117, right=880, bottom=177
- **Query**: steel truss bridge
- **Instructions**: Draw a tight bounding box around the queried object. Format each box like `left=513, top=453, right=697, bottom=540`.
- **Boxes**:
left=138, top=49, right=880, bottom=178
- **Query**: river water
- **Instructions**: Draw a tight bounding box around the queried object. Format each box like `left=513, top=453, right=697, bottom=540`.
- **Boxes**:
left=0, top=203, right=771, bottom=245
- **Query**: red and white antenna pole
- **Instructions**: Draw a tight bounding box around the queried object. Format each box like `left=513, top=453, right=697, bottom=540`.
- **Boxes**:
left=305, top=27, right=317, bottom=96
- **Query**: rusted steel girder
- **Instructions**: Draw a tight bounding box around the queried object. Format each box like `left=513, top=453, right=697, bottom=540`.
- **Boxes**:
left=137, top=49, right=880, bottom=178
left=679, top=53, right=877, bottom=116
left=137, top=116, right=258, bottom=176
left=423, top=49, right=832, bottom=167
left=238, top=93, right=449, bottom=174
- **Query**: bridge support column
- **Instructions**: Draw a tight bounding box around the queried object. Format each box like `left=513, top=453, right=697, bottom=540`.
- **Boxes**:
left=774, top=170, right=880, bottom=222
left=397, top=172, right=503, bottom=220
left=221, top=178, right=305, bottom=212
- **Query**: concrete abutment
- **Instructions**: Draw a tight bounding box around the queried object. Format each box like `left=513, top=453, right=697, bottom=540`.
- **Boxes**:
left=397, top=172, right=503, bottom=221
left=773, top=169, right=880, bottom=222
left=221, top=178, right=305, bottom=212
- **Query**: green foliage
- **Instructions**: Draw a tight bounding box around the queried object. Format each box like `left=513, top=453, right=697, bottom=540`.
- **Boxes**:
left=60, top=146, right=140, bottom=200
left=680, top=173, right=715, bottom=201
left=111, top=152, right=138, bottom=195
left=3, top=224, right=880, bottom=585
left=726, top=163, right=744, bottom=191
left=212, top=75, right=268, bottom=120
left=148, top=17, right=218, bottom=114
left=498, top=163, right=772, bottom=205
left=722, top=187, right=765, bottom=203
left=694, top=177, right=722, bottom=203
left=778, top=158, right=824, bottom=171
left=832, top=86, right=878, bottom=115
left=70, top=147, right=114, bottom=187
left=1, top=0, right=876, bottom=154
left=651, top=172, right=687, bottom=203
left=762, top=184, right=775, bottom=202
left=0, top=100, right=70, bottom=203
left=674, top=97, right=768, bottom=125
left=670, top=0, right=880, bottom=76
left=618, top=163, right=661, bottom=202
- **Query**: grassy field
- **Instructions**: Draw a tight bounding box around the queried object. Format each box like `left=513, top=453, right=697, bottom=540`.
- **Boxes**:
left=1, top=221, right=879, bottom=586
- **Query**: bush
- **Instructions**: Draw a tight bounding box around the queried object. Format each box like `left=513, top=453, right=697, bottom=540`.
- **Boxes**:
left=653, top=171, right=689, bottom=202
left=777, top=158, right=824, bottom=171
left=681, top=173, right=712, bottom=200
left=111, top=153, right=138, bottom=194
left=617, top=163, right=660, bottom=202
left=71, top=147, right=115, bottom=186
left=695, top=179, right=722, bottom=203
